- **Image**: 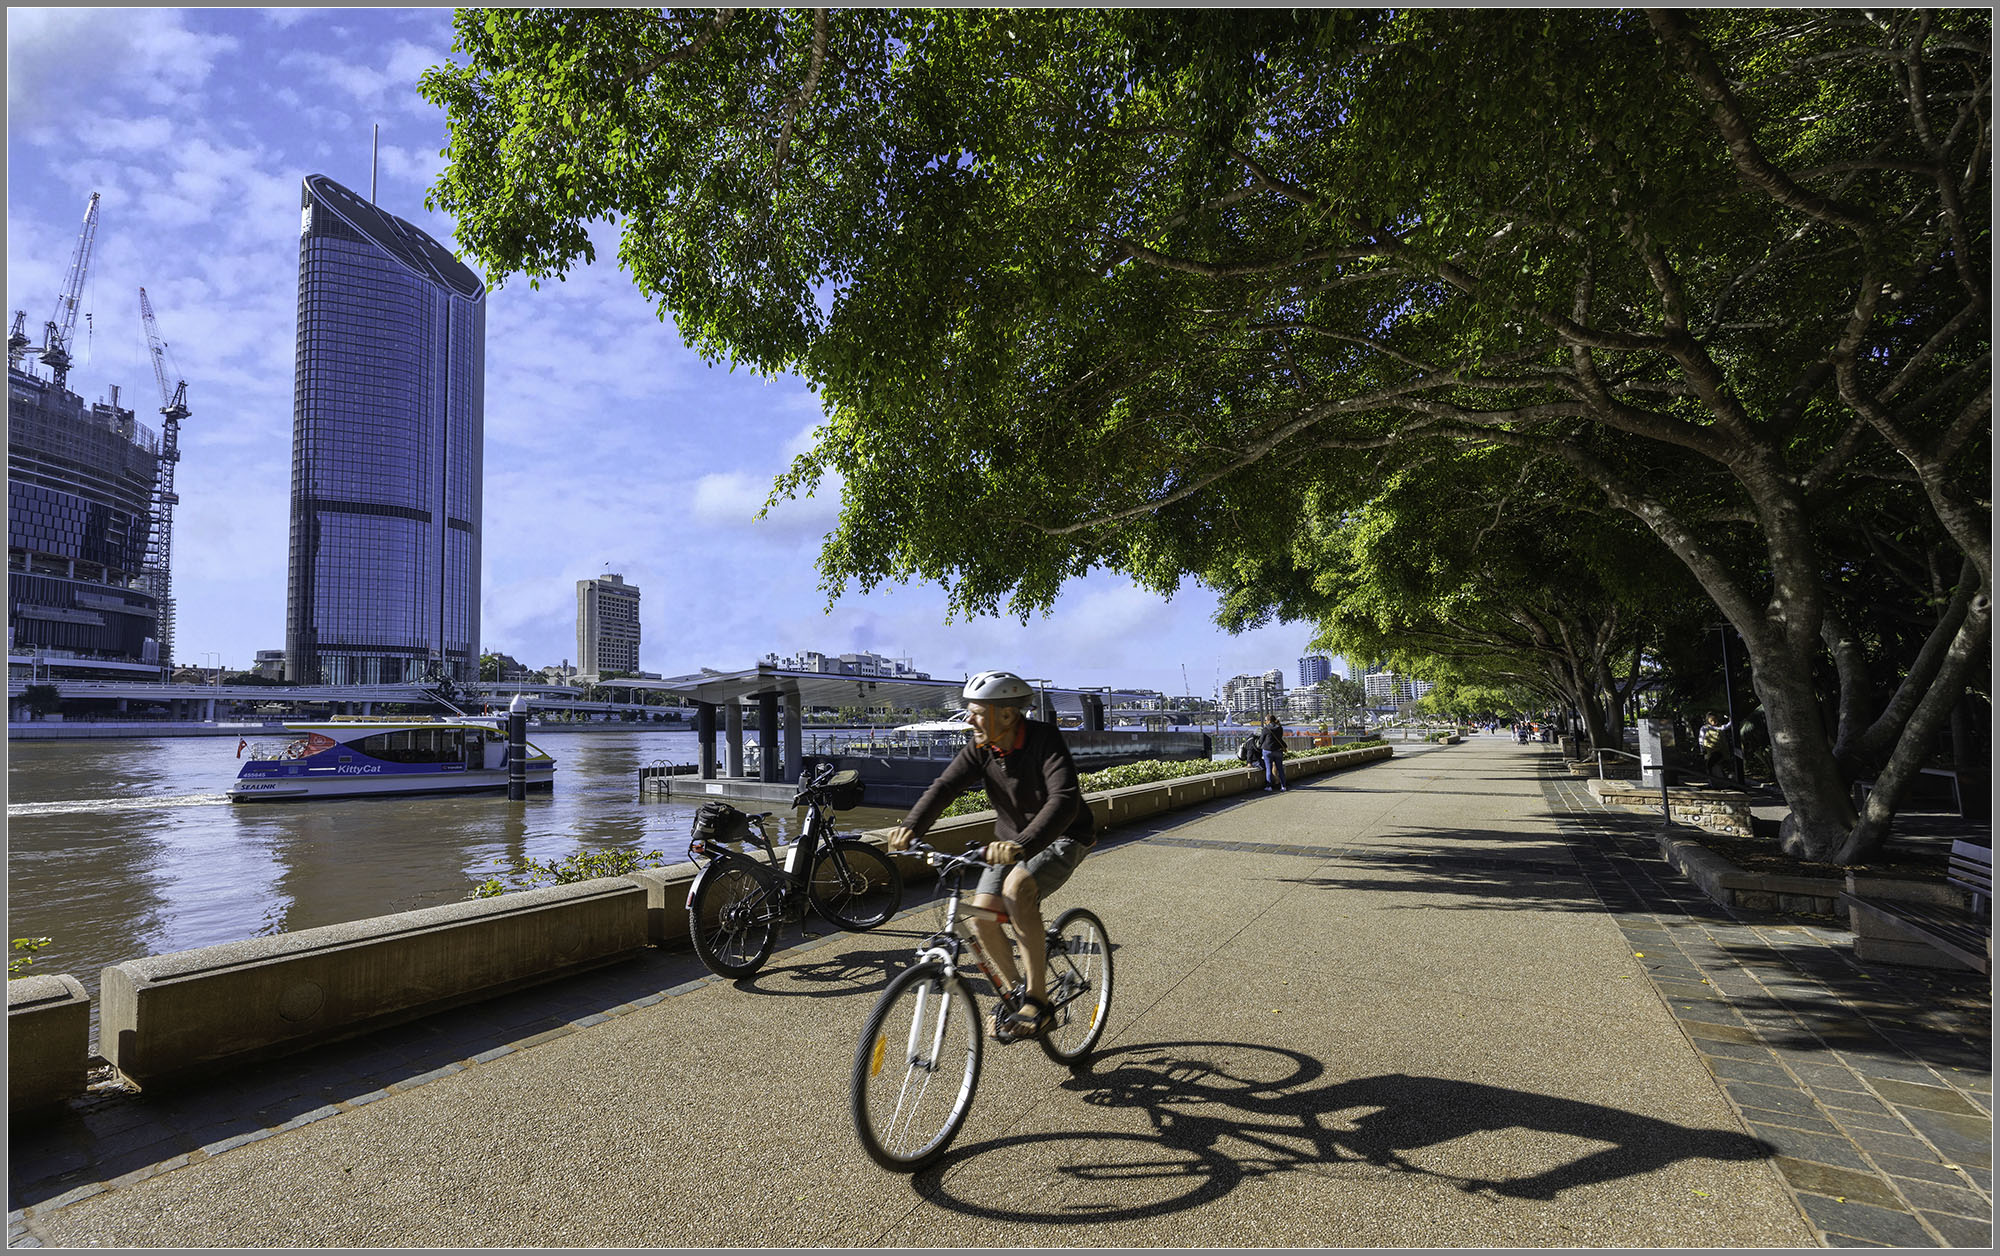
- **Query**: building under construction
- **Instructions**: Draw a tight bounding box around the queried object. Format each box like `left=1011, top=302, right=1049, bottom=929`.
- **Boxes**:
left=7, top=192, right=186, bottom=679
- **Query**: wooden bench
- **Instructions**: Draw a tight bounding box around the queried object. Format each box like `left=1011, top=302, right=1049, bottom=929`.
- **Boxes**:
left=1841, top=840, right=1992, bottom=974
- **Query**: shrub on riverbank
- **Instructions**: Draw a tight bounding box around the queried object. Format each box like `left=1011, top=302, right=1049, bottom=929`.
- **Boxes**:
left=473, top=848, right=671, bottom=898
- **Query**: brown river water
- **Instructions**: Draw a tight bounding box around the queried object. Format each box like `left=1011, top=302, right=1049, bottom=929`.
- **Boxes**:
left=4, top=729, right=908, bottom=1019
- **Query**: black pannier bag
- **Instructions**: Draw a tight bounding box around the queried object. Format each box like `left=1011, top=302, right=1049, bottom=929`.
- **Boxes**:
left=691, top=800, right=754, bottom=846
left=822, top=769, right=865, bottom=811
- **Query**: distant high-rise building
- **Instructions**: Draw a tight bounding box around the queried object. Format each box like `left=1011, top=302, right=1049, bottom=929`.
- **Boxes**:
left=1223, top=670, right=1286, bottom=718
left=285, top=173, right=485, bottom=685
left=577, top=573, right=642, bottom=676
left=7, top=368, right=164, bottom=673
left=1298, top=655, right=1332, bottom=688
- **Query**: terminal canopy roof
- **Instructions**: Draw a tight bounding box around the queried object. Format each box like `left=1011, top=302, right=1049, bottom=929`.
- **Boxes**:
left=608, top=665, right=1150, bottom=712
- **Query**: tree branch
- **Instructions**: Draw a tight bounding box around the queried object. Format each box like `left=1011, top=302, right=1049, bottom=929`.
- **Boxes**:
left=760, top=7, right=829, bottom=220
left=1648, top=9, right=1879, bottom=236
left=621, top=9, right=737, bottom=91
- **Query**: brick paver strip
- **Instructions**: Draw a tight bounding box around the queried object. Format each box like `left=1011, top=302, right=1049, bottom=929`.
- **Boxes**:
left=1540, top=768, right=1991, bottom=1248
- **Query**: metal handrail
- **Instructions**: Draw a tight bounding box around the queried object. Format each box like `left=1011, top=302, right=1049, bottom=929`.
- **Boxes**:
left=1593, top=746, right=1641, bottom=778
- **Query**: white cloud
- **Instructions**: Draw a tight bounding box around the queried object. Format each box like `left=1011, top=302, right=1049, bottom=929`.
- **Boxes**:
left=279, top=37, right=451, bottom=118
left=7, top=10, right=238, bottom=127
left=260, top=10, right=320, bottom=31
left=76, top=115, right=176, bottom=154
left=690, top=472, right=770, bottom=526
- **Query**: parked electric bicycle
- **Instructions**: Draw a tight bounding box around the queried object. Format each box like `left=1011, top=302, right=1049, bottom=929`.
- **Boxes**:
left=685, top=762, right=903, bottom=978
left=850, top=840, right=1114, bottom=1172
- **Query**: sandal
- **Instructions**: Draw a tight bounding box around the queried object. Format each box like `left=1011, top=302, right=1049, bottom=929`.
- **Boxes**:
left=995, top=992, right=1053, bottom=1041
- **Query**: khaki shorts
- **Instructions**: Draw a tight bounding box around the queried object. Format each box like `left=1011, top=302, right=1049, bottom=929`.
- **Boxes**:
left=975, top=836, right=1088, bottom=901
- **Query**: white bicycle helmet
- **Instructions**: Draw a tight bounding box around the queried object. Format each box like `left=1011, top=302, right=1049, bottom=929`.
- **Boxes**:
left=962, top=670, right=1035, bottom=707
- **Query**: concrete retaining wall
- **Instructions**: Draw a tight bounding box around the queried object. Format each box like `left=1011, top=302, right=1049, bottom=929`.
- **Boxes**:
left=21, top=742, right=1393, bottom=1096
left=99, top=879, right=648, bottom=1088
left=1655, top=833, right=1843, bottom=916
left=7, top=974, right=91, bottom=1116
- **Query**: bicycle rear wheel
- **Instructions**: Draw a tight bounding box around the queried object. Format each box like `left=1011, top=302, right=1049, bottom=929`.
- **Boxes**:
left=687, top=862, right=780, bottom=978
left=852, top=963, right=982, bottom=1172
left=808, top=839, right=904, bottom=930
left=1040, top=907, right=1113, bottom=1065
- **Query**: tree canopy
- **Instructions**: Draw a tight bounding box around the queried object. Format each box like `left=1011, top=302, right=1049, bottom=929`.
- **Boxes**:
left=424, top=9, right=1989, bottom=861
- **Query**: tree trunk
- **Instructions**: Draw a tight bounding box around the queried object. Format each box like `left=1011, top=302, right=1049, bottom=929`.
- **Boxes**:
left=1835, top=591, right=1991, bottom=862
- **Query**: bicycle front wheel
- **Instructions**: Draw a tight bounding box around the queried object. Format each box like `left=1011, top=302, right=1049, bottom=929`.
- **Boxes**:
left=687, top=862, right=779, bottom=978
left=809, top=839, right=903, bottom=930
left=852, top=963, right=982, bottom=1172
left=1040, top=907, right=1113, bottom=1065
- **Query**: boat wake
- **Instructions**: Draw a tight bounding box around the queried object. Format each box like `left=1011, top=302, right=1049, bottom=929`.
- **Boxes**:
left=7, top=793, right=233, bottom=818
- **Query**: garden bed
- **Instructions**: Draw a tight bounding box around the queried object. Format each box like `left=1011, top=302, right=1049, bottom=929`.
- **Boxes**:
left=1654, top=824, right=1957, bottom=926
left=1678, top=828, right=1950, bottom=882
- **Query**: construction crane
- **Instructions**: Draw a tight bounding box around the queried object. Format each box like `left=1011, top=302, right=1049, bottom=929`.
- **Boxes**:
left=138, top=286, right=188, bottom=673
left=19, top=191, right=101, bottom=390
left=7, top=310, right=28, bottom=372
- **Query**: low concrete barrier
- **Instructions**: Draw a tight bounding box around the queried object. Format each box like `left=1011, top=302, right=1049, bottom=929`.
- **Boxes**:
left=87, top=743, right=1395, bottom=1091
left=8, top=973, right=91, bottom=1116
left=100, top=879, right=647, bottom=1089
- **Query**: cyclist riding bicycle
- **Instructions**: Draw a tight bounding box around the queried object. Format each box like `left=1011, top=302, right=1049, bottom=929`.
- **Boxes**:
left=885, top=669, right=1095, bottom=1041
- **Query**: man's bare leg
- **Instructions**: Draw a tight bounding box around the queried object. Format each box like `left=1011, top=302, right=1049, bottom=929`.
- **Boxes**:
left=1003, top=866, right=1047, bottom=1010
left=969, top=895, right=1021, bottom=998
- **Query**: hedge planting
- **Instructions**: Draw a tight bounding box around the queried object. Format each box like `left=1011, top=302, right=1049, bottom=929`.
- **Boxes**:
left=939, top=738, right=1389, bottom=818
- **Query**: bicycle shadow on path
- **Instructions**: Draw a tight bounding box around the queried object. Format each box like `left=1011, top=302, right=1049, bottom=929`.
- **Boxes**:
left=912, top=1039, right=1777, bottom=1226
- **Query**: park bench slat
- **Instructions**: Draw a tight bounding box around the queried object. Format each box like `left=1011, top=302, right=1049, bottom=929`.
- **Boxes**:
left=1842, top=838, right=1991, bottom=975
left=1946, top=840, right=1992, bottom=905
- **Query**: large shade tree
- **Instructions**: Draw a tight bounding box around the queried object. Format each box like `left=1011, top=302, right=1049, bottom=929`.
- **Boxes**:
left=424, top=8, right=1989, bottom=861
left=1219, top=446, right=1711, bottom=754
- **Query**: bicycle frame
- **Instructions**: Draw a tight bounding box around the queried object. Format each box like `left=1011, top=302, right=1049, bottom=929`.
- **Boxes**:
left=685, top=795, right=841, bottom=919
left=913, top=849, right=1086, bottom=1018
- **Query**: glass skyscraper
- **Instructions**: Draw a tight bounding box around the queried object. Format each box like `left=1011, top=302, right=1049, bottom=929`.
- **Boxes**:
left=286, top=174, right=485, bottom=685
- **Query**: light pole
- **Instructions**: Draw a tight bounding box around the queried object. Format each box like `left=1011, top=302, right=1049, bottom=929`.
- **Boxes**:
left=199, top=651, right=220, bottom=686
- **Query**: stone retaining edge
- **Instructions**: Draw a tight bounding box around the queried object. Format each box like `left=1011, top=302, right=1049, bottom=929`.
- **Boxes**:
left=14, top=744, right=1393, bottom=1099
left=1655, top=832, right=1843, bottom=917
left=7, top=974, right=90, bottom=1117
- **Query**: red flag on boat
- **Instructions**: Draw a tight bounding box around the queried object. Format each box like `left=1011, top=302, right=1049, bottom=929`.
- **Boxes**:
left=236, top=737, right=246, bottom=758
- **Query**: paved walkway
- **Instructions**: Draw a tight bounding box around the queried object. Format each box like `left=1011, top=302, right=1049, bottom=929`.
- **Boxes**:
left=9, top=741, right=1990, bottom=1247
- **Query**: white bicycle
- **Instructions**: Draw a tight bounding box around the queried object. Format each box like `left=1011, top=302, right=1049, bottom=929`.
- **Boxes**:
left=850, top=841, right=1114, bottom=1172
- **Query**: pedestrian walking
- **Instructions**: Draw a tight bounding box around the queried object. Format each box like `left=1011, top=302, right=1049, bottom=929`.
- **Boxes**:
left=1259, top=714, right=1289, bottom=791
left=1699, top=711, right=1733, bottom=782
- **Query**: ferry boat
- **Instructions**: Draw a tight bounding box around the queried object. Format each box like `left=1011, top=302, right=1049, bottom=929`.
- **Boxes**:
left=229, top=718, right=556, bottom=801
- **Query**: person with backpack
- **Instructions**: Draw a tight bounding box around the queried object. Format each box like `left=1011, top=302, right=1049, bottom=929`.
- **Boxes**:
left=1259, top=714, right=1289, bottom=791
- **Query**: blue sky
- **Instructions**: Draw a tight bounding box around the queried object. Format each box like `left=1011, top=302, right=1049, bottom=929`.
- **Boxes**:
left=6, top=8, right=1339, bottom=699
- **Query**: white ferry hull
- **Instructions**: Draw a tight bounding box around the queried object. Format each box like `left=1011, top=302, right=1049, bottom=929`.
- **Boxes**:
left=229, top=719, right=557, bottom=802
left=229, top=764, right=555, bottom=802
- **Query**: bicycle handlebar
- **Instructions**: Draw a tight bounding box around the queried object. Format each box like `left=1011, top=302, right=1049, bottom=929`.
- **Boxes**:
left=899, top=838, right=995, bottom=873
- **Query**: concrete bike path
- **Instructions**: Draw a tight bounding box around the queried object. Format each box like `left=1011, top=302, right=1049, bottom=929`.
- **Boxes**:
left=14, top=740, right=1815, bottom=1247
